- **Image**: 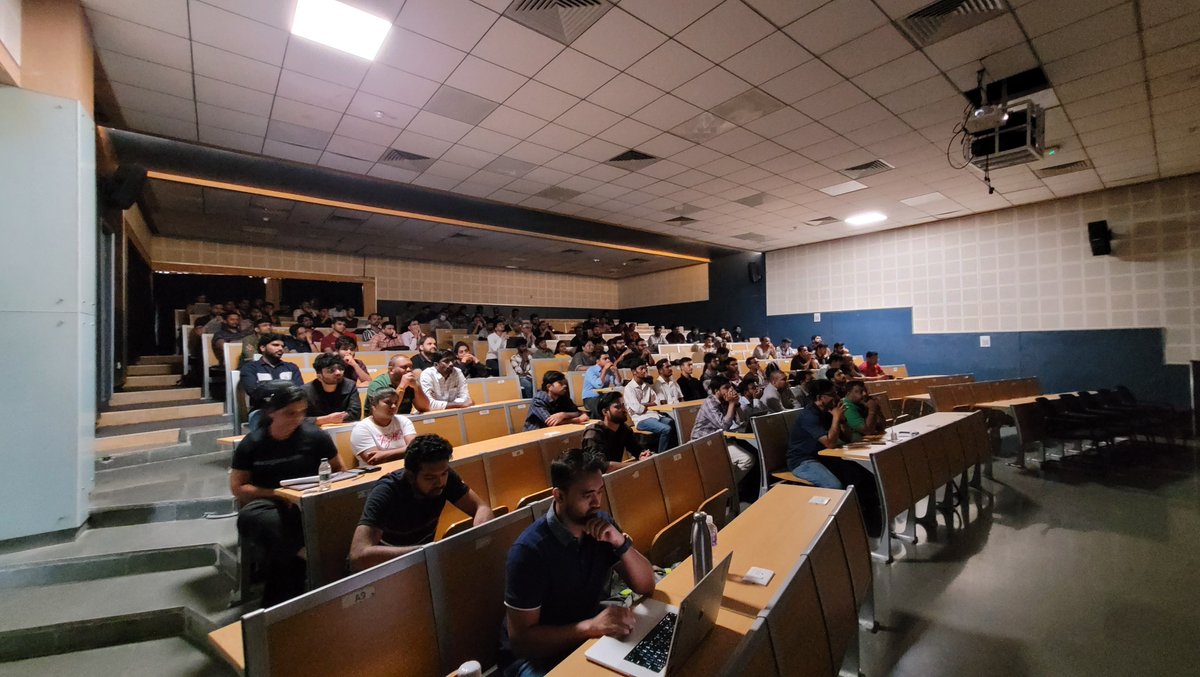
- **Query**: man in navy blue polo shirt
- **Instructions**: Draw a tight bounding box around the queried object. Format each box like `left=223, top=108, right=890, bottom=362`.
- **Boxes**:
left=500, top=448, right=656, bottom=676
left=239, top=333, right=302, bottom=431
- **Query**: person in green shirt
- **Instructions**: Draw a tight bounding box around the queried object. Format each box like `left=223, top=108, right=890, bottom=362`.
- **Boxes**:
left=366, top=354, right=431, bottom=415
left=841, top=380, right=884, bottom=441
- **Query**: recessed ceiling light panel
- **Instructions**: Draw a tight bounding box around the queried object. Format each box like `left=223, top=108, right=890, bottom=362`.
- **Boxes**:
left=291, top=0, right=391, bottom=60
left=845, top=211, right=887, bottom=226
left=819, top=180, right=868, bottom=196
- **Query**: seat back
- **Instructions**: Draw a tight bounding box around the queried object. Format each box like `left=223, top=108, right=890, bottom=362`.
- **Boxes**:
left=410, top=411, right=466, bottom=447
left=462, top=403, right=512, bottom=443
left=425, top=508, right=534, bottom=673
left=484, top=377, right=521, bottom=403
left=751, top=411, right=790, bottom=477
left=718, top=616, right=779, bottom=677
left=672, top=401, right=704, bottom=442
left=466, top=380, right=485, bottom=405
left=566, top=370, right=587, bottom=402
left=506, top=400, right=530, bottom=432
left=483, top=443, right=547, bottom=513
left=532, top=358, right=571, bottom=390
left=331, top=428, right=358, bottom=470
left=871, top=443, right=913, bottom=525
left=807, top=521, right=858, bottom=670
left=692, top=432, right=736, bottom=501
left=498, top=348, right=518, bottom=375
left=653, top=445, right=705, bottom=522
left=539, top=429, right=586, bottom=471
left=900, top=435, right=935, bottom=501
left=435, top=457, right=490, bottom=539
left=833, top=487, right=873, bottom=608
left=603, top=460, right=669, bottom=556
left=761, top=556, right=833, bottom=677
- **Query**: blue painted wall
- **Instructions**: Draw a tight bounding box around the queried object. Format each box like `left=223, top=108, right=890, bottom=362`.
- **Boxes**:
left=621, top=254, right=1189, bottom=408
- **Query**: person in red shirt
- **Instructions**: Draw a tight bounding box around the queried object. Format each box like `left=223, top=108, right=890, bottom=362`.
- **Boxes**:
left=859, top=351, right=892, bottom=381
left=319, top=318, right=357, bottom=353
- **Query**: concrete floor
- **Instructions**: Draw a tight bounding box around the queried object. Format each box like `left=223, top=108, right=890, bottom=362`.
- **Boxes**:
left=0, top=638, right=233, bottom=677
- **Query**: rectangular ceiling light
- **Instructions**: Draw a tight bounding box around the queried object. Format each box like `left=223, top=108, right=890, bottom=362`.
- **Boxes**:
left=818, top=179, right=868, bottom=196
left=291, top=0, right=391, bottom=60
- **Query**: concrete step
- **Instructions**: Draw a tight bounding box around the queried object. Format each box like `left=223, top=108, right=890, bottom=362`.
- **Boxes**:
left=124, top=374, right=183, bottom=390
left=96, top=414, right=230, bottom=439
left=134, top=355, right=183, bottom=366
left=127, top=364, right=181, bottom=376
left=91, top=451, right=234, bottom=513
left=97, top=402, right=225, bottom=429
left=110, top=388, right=202, bottom=406
left=94, top=428, right=182, bottom=454
left=0, top=636, right=236, bottom=677
left=0, top=518, right=236, bottom=570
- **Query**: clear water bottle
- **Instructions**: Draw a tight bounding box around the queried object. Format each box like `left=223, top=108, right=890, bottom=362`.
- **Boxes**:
left=318, top=458, right=332, bottom=492
left=691, top=512, right=712, bottom=583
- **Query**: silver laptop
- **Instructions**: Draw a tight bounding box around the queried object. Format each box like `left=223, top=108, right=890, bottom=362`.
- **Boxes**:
left=585, top=553, right=733, bottom=677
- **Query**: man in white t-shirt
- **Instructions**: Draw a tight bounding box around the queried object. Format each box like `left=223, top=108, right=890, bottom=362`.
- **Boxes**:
left=350, top=387, right=417, bottom=465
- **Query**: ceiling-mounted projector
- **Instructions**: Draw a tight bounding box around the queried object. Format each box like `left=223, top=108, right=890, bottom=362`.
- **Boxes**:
left=965, top=104, right=1008, bottom=133
left=968, top=102, right=1044, bottom=170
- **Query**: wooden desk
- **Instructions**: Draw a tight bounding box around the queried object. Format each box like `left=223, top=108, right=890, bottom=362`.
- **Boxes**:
left=649, top=399, right=705, bottom=413
left=972, top=394, right=1057, bottom=468
left=548, top=484, right=842, bottom=675
left=209, top=621, right=244, bottom=674
left=723, top=431, right=756, bottom=441
left=273, top=424, right=588, bottom=504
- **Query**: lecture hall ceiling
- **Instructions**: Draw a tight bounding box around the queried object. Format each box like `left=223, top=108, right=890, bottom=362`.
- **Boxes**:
left=86, top=0, right=1200, bottom=252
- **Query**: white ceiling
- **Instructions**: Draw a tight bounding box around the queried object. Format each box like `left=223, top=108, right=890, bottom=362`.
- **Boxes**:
left=84, top=0, right=1200, bottom=252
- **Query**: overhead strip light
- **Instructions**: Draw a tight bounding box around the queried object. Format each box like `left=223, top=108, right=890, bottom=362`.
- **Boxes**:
left=291, top=0, right=391, bottom=60
left=844, top=211, right=887, bottom=226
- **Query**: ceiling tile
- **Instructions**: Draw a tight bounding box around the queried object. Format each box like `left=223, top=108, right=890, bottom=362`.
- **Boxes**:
left=120, top=109, right=197, bottom=140
left=86, top=10, right=192, bottom=71
left=282, top=36, right=371, bottom=88
left=673, top=67, right=751, bottom=110
left=704, top=127, right=764, bottom=154
left=505, top=141, right=560, bottom=164
left=458, top=127, right=521, bottom=154
left=263, top=138, right=322, bottom=163
left=110, top=81, right=195, bottom=122
left=97, top=49, right=193, bottom=99
left=822, top=100, right=893, bottom=135
left=572, top=8, right=667, bottom=70
left=775, top=122, right=837, bottom=151
left=631, top=94, right=705, bottom=130
left=597, top=118, right=660, bottom=148
left=822, top=24, right=913, bottom=78
left=1043, top=34, right=1141, bottom=85
left=878, top=75, right=958, bottom=115
left=676, top=0, right=776, bottom=62
left=620, top=0, right=724, bottom=35
left=534, top=48, right=619, bottom=98
left=589, top=74, right=665, bottom=116
left=744, top=106, right=812, bottom=137
left=446, top=56, right=528, bottom=103
left=266, top=119, right=333, bottom=149
left=760, top=58, right=843, bottom=104
left=195, top=0, right=294, bottom=29
left=334, top=115, right=403, bottom=146
left=193, top=75, right=273, bottom=116
left=526, top=123, right=591, bottom=152
left=375, top=27, right=466, bottom=81
left=851, top=51, right=939, bottom=98
left=743, top=0, right=828, bottom=27
left=406, top=110, right=474, bottom=142
left=83, top=0, right=191, bottom=35
left=199, top=125, right=263, bottom=153
left=325, top=135, right=386, bottom=161
left=505, top=80, right=580, bottom=121
left=440, top=144, right=499, bottom=169
left=424, top=85, right=501, bottom=125
left=395, top=0, right=498, bottom=52
left=393, top=129, right=455, bottom=157
left=556, top=100, right=623, bottom=136
left=784, top=0, right=887, bottom=55
left=359, top=63, right=440, bottom=108
left=1143, top=10, right=1200, bottom=55
left=638, top=132, right=694, bottom=157
left=571, top=137, right=627, bottom=162
left=191, top=43, right=281, bottom=93
left=188, top=0, right=288, bottom=64
left=366, top=164, right=419, bottom=183
left=276, top=69, right=355, bottom=111
left=425, top=160, right=478, bottom=181
left=197, top=102, right=268, bottom=136
left=345, top=91, right=419, bottom=128
left=626, top=40, right=713, bottom=91
left=471, top=17, right=564, bottom=76
left=723, top=31, right=813, bottom=85
left=270, top=96, right=344, bottom=132
left=479, top=106, right=548, bottom=139
left=1014, top=0, right=1127, bottom=37
left=319, top=152, right=374, bottom=173
left=794, top=81, right=870, bottom=119
left=922, top=14, right=1025, bottom=71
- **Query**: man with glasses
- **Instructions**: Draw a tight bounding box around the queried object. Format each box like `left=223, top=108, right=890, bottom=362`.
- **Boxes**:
left=303, top=353, right=362, bottom=426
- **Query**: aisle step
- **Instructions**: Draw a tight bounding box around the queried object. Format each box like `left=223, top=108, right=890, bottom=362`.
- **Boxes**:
left=124, top=374, right=183, bottom=390
left=109, top=388, right=202, bottom=406
left=127, top=364, right=180, bottom=376
left=97, top=403, right=224, bottom=429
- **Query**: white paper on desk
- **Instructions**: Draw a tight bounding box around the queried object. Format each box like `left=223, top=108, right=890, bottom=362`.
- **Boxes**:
left=279, top=471, right=356, bottom=488
left=808, top=496, right=831, bottom=505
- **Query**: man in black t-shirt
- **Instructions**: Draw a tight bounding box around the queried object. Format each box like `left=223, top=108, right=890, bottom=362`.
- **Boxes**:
left=580, top=392, right=651, bottom=471
left=673, top=357, right=707, bottom=402
left=303, top=353, right=362, bottom=425
left=229, top=384, right=342, bottom=605
left=348, top=435, right=493, bottom=571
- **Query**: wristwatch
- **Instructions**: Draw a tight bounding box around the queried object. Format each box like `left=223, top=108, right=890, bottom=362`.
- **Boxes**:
left=614, top=533, right=633, bottom=557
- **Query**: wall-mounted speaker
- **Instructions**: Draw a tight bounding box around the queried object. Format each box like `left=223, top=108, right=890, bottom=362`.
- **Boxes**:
left=747, top=261, right=763, bottom=284
left=103, top=164, right=147, bottom=210
left=1087, top=220, right=1112, bottom=256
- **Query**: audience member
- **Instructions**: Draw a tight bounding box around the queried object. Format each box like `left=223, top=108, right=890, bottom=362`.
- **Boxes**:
left=419, top=350, right=474, bottom=410
left=343, top=308, right=359, bottom=328
left=582, top=392, right=653, bottom=470
left=336, top=336, right=372, bottom=384
left=690, top=376, right=757, bottom=485
left=511, top=338, right=534, bottom=398
left=738, top=376, right=769, bottom=419
left=314, top=307, right=333, bottom=327
left=744, top=356, right=764, bottom=381
left=810, top=335, right=823, bottom=350
left=842, top=380, right=885, bottom=441
left=501, top=447, right=655, bottom=676
left=686, top=326, right=701, bottom=342
left=318, top=318, right=356, bottom=353
left=653, top=359, right=682, bottom=405
left=349, top=434, right=493, bottom=571
left=524, top=370, right=588, bottom=431
left=607, top=337, right=633, bottom=367
left=298, top=314, right=324, bottom=344
left=581, top=353, right=621, bottom=418
left=623, top=360, right=677, bottom=454
left=777, top=338, right=797, bottom=359
left=367, top=355, right=431, bottom=414
left=411, top=335, right=441, bottom=370
left=230, top=383, right=341, bottom=605
left=814, top=343, right=831, bottom=365
left=785, top=380, right=880, bottom=534
left=194, top=302, right=224, bottom=336
left=791, top=346, right=820, bottom=371
left=399, top=319, right=424, bottom=351
left=303, top=353, right=362, bottom=425
left=510, top=320, right=537, bottom=350
left=486, top=321, right=508, bottom=374
left=284, top=324, right=315, bottom=353
left=762, top=369, right=797, bottom=412
left=826, top=367, right=849, bottom=397
left=721, top=356, right=743, bottom=387
left=752, top=336, right=777, bottom=360
left=859, top=351, right=891, bottom=380
left=292, top=301, right=314, bottom=320
left=358, top=313, right=384, bottom=342
left=239, top=333, right=302, bottom=430
left=553, top=340, right=571, bottom=358
left=646, top=326, right=667, bottom=349
left=240, top=317, right=274, bottom=366
left=429, top=311, right=453, bottom=331
left=531, top=337, right=554, bottom=359
left=212, top=311, right=250, bottom=363
left=569, top=339, right=598, bottom=372
left=364, top=320, right=406, bottom=351
left=454, top=341, right=491, bottom=378
left=666, top=326, right=687, bottom=343
left=673, top=357, right=706, bottom=401
left=792, top=370, right=816, bottom=408
left=349, top=388, right=416, bottom=465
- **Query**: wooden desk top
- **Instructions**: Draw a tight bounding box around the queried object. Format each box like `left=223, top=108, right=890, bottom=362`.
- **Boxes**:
left=905, top=393, right=932, bottom=401
left=549, top=483, right=840, bottom=676
left=273, top=424, right=588, bottom=503
left=817, top=411, right=972, bottom=461
left=974, top=395, right=1046, bottom=408
left=649, top=399, right=704, bottom=412
left=209, top=621, right=244, bottom=673
left=723, top=431, right=756, bottom=440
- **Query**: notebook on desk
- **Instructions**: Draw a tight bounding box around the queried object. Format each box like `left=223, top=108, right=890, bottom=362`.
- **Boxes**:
left=585, top=553, right=732, bottom=677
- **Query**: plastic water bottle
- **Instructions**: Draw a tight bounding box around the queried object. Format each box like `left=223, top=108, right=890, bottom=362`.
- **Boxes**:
left=457, top=661, right=482, bottom=677
left=691, top=512, right=712, bottom=583
left=318, top=458, right=332, bottom=492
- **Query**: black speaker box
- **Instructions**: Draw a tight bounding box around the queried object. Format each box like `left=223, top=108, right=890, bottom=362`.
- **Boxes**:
left=1087, top=220, right=1112, bottom=256
left=748, top=261, right=763, bottom=284
left=104, top=164, right=147, bottom=210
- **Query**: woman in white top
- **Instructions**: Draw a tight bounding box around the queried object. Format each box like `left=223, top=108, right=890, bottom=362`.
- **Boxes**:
left=349, top=388, right=416, bottom=465
left=485, top=320, right=507, bottom=375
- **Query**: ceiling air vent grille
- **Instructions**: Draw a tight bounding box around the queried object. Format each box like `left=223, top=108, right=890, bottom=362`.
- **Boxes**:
left=505, top=0, right=614, bottom=46
left=447, top=232, right=479, bottom=241
left=560, top=248, right=584, bottom=254
left=1033, top=159, right=1093, bottom=179
left=898, top=0, right=1008, bottom=48
left=534, top=186, right=583, bottom=201
left=734, top=192, right=771, bottom=207
left=605, top=149, right=660, bottom=171
left=379, top=147, right=434, bottom=172
left=664, top=216, right=697, bottom=224
left=840, top=159, right=894, bottom=180
left=806, top=216, right=839, bottom=226
left=732, top=232, right=768, bottom=243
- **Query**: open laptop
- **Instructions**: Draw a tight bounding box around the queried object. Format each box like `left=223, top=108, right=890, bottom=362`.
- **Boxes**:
left=585, top=553, right=733, bottom=677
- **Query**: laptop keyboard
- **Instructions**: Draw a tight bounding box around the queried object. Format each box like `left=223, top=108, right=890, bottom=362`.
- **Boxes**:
left=624, top=611, right=677, bottom=673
